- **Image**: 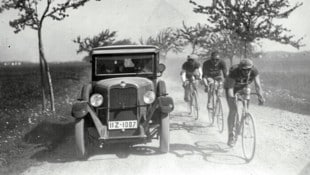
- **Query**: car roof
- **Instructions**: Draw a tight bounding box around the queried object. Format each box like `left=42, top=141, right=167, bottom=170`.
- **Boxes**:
left=92, top=45, right=159, bottom=55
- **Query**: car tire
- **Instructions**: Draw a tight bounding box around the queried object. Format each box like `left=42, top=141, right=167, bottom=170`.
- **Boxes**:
left=159, top=113, right=170, bottom=153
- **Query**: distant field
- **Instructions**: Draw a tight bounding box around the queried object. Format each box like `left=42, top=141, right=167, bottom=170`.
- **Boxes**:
left=252, top=52, right=310, bottom=115
left=0, top=52, right=309, bottom=117
left=0, top=62, right=90, bottom=111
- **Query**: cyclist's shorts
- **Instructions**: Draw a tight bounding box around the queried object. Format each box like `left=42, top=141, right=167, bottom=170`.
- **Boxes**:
left=186, top=72, right=200, bottom=80
left=206, top=76, right=223, bottom=82
left=206, top=76, right=224, bottom=87
left=234, top=86, right=251, bottom=96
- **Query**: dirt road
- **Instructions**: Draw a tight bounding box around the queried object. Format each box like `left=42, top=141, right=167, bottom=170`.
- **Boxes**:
left=20, top=57, right=310, bottom=175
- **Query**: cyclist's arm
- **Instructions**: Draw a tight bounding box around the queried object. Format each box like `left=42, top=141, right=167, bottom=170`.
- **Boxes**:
left=221, top=62, right=228, bottom=78
left=202, top=76, right=208, bottom=87
left=202, top=62, right=207, bottom=86
left=254, top=75, right=264, bottom=100
left=198, top=67, right=203, bottom=80
left=180, top=69, right=186, bottom=83
left=224, top=77, right=235, bottom=98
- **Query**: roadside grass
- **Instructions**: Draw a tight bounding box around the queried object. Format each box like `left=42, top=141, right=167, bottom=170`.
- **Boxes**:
left=0, top=62, right=90, bottom=174
left=253, top=54, right=310, bottom=115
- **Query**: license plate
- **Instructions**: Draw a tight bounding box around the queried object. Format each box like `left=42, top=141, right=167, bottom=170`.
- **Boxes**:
left=108, top=120, right=138, bottom=130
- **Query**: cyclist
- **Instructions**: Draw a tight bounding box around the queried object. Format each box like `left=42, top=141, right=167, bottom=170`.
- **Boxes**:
left=224, top=58, right=265, bottom=147
left=202, top=51, right=228, bottom=109
left=180, top=54, right=202, bottom=102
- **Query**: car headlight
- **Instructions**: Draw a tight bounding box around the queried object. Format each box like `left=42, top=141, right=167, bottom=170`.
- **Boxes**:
left=143, top=91, right=155, bottom=104
left=90, top=93, right=103, bottom=107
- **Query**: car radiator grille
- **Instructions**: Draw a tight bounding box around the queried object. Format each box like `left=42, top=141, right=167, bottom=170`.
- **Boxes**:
left=110, top=87, right=137, bottom=109
left=108, top=87, right=139, bottom=137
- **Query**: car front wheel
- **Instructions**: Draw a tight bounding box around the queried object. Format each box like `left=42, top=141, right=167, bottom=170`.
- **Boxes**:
left=75, top=118, right=89, bottom=160
left=159, top=113, right=170, bottom=153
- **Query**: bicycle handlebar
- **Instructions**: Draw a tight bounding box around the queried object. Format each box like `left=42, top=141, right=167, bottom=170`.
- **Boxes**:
left=235, top=92, right=265, bottom=106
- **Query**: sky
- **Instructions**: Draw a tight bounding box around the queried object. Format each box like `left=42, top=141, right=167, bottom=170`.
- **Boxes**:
left=0, top=0, right=309, bottom=62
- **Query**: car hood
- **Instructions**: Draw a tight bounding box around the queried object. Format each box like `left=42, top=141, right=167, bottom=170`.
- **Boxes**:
left=94, top=77, right=154, bottom=90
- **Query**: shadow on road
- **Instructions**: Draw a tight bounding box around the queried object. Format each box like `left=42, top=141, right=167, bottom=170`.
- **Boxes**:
left=88, top=144, right=163, bottom=160
left=170, top=118, right=215, bottom=136
left=23, top=120, right=247, bottom=166
left=170, top=142, right=248, bottom=165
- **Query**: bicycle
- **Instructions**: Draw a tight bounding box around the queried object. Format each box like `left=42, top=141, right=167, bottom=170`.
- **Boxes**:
left=233, top=91, right=257, bottom=162
left=207, top=79, right=224, bottom=133
left=185, top=78, right=199, bottom=120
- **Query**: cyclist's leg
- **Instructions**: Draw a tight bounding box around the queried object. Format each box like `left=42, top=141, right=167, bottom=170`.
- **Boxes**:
left=215, top=76, right=224, bottom=97
left=207, top=77, right=214, bottom=109
left=225, top=88, right=238, bottom=146
left=183, top=81, right=190, bottom=102
left=244, top=86, right=251, bottom=109
left=192, top=79, right=198, bottom=92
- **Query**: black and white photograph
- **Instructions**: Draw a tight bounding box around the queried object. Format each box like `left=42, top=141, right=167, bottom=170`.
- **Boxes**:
left=0, top=0, right=309, bottom=174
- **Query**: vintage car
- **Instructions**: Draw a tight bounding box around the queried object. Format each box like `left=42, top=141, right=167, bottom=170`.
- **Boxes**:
left=71, top=45, right=174, bottom=158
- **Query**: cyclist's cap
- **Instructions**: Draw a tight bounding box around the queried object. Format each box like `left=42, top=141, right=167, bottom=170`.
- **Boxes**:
left=188, top=54, right=199, bottom=60
left=211, top=51, right=219, bottom=57
left=239, top=58, right=253, bottom=69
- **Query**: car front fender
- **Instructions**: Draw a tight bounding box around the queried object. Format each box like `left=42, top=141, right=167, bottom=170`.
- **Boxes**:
left=158, top=96, right=174, bottom=114
left=80, top=84, right=92, bottom=101
left=72, top=101, right=89, bottom=119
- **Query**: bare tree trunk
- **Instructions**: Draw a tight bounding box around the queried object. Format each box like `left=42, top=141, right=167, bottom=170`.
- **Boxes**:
left=38, top=27, right=55, bottom=112
left=39, top=54, right=47, bottom=111
left=42, top=57, right=55, bottom=111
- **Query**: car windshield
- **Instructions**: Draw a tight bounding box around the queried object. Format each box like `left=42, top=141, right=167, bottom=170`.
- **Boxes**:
left=95, top=54, right=154, bottom=76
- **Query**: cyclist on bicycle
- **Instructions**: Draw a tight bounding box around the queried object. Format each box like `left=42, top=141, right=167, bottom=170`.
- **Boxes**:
left=202, top=51, right=228, bottom=109
left=224, top=58, right=265, bottom=147
left=181, top=54, right=202, bottom=102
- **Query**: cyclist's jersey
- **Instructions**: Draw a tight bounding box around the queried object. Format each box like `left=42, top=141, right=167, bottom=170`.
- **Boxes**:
left=182, top=60, right=200, bottom=79
left=202, top=59, right=227, bottom=79
left=224, top=65, right=259, bottom=90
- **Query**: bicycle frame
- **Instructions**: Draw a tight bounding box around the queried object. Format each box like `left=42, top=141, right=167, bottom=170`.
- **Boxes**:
left=234, top=92, right=250, bottom=131
left=187, top=78, right=198, bottom=93
left=207, top=79, right=223, bottom=125
left=235, top=92, right=257, bottom=119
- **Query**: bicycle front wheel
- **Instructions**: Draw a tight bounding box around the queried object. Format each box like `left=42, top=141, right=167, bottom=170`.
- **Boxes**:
left=192, top=90, right=199, bottom=120
left=241, top=113, right=256, bottom=162
left=215, top=97, right=224, bottom=133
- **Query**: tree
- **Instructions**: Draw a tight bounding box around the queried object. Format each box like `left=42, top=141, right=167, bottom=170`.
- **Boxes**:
left=176, top=21, right=213, bottom=54
left=190, top=0, right=304, bottom=58
left=112, top=39, right=136, bottom=45
left=140, top=27, right=185, bottom=61
left=199, top=30, right=255, bottom=65
left=73, top=30, right=138, bottom=62
left=73, top=29, right=117, bottom=56
left=73, top=30, right=137, bottom=61
left=0, top=0, right=102, bottom=111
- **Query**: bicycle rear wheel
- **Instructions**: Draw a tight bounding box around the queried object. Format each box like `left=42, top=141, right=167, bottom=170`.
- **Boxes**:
left=215, top=97, right=224, bottom=133
left=241, top=113, right=256, bottom=162
left=187, top=97, right=193, bottom=115
left=192, top=90, right=199, bottom=120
